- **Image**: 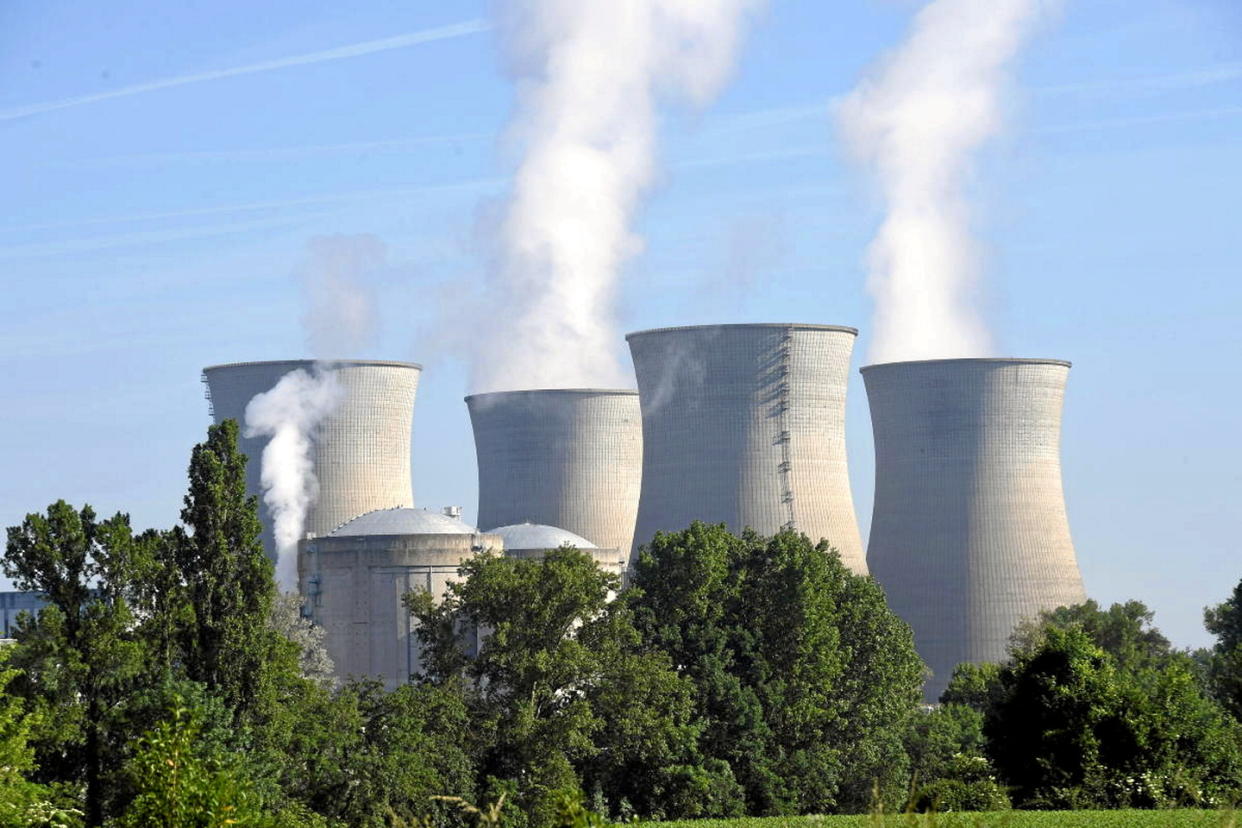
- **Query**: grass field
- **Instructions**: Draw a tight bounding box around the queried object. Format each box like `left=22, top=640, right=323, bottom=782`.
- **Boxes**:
left=643, top=811, right=1235, bottom=828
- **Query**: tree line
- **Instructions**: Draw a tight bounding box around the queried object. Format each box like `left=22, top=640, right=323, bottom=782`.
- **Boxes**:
left=2, top=420, right=1241, bottom=826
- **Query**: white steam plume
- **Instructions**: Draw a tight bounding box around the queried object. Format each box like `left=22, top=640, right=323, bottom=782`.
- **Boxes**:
left=300, top=234, right=384, bottom=359
left=244, top=366, right=344, bottom=590
left=471, top=0, right=761, bottom=393
left=837, top=0, right=1056, bottom=364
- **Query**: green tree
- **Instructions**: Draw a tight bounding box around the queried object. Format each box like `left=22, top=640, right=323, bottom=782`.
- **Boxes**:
left=938, top=662, right=1003, bottom=710
left=1205, top=579, right=1242, bottom=719
left=115, top=698, right=314, bottom=828
left=169, top=419, right=289, bottom=723
left=1013, top=599, right=1174, bottom=673
left=0, top=654, right=82, bottom=827
left=628, top=523, right=924, bottom=815
left=2, top=501, right=150, bottom=825
left=276, top=679, right=475, bottom=827
left=410, top=547, right=723, bottom=824
left=903, top=701, right=1008, bottom=812
left=985, top=624, right=1242, bottom=809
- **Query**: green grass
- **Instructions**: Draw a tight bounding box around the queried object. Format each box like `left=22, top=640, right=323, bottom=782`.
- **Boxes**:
left=642, top=811, right=1235, bottom=828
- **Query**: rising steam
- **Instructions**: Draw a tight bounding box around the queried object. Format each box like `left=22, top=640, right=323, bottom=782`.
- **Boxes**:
left=837, top=0, right=1056, bottom=364
left=244, top=365, right=344, bottom=590
left=470, top=0, right=761, bottom=393
left=240, top=234, right=384, bottom=589
left=300, top=234, right=384, bottom=359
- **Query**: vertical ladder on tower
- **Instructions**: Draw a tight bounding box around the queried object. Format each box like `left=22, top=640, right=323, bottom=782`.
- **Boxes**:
left=200, top=372, right=214, bottom=418
left=776, top=328, right=796, bottom=532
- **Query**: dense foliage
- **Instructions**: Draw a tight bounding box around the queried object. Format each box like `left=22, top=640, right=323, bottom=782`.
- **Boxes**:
left=627, top=523, right=924, bottom=815
left=2, top=419, right=1242, bottom=825
left=942, top=600, right=1242, bottom=810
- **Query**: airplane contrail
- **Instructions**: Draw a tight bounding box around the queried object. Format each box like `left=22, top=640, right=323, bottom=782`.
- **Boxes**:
left=0, top=19, right=489, bottom=122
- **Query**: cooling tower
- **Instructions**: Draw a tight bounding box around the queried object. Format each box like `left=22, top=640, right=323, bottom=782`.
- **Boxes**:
left=863, top=358, right=1087, bottom=702
left=627, top=324, right=865, bottom=572
left=465, top=390, right=642, bottom=557
left=202, top=360, right=420, bottom=555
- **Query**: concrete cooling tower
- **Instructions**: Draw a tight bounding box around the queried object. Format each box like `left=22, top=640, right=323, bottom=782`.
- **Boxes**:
left=465, top=390, right=642, bottom=558
left=202, top=360, right=421, bottom=555
left=862, top=358, right=1087, bottom=701
left=627, top=324, right=865, bottom=572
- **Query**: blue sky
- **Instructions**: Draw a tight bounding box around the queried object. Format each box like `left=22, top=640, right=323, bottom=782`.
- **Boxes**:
left=1, top=0, right=1238, bottom=648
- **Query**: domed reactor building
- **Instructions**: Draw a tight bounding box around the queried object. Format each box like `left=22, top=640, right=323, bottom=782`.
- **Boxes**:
left=862, top=358, right=1087, bottom=701
left=299, top=508, right=500, bottom=687
left=627, top=323, right=865, bottom=572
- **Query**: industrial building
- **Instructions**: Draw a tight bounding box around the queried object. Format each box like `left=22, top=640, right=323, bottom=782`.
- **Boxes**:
left=862, top=358, right=1087, bottom=701
left=202, top=337, right=1090, bottom=697
left=626, top=323, right=866, bottom=573
left=489, top=522, right=626, bottom=580
left=202, top=359, right=421, bottom=556
left=298, top=507, right=501, bottom=687
left=0, top=591, right=46, bottom=637
left=466, top=389, right=642, bottom=558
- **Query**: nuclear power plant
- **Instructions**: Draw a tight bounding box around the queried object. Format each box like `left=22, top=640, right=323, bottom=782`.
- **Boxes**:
left=863, top=358, right=1087, bottom=701
left=627, top=324, right=866, bottom=573
left=200, top=333, right=1087, bottom=694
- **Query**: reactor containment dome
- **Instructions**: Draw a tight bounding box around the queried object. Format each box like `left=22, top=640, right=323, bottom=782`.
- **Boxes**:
left=466, top=389, right=642, bottom=559
left=489, top=521, right=626, bottom=580
left=299, top=507, right=500, bottom=688
left=202, top=359, right=421, bottom=557
left=627, top=323, right=865, bottom=572
left=862, top=357, right=1087, bottom=701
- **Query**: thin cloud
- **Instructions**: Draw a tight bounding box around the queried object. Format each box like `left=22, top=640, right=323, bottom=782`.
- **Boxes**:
left=0, top=19, right=489, bottom=122
left=0, top=214, right=317, bottom=260
left=0, top=177, right=503, bottom=235
left=60, top=132, right=489, bottom=167
left=1035, top=62, right=1242, bottom=96
left=1039, top=105, right=1242, bottom=134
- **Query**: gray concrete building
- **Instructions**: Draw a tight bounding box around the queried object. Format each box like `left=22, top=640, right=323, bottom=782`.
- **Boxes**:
left=466, top=389, right=642, bottom=558
left=627, top=323, right=866, bottom=572
left=0, top=591, right=46, bottom=636
left=862, top=358, right=1087, bottom=701
left=489, top=522, right=627, bottom=580
left=299, top=507, right=500, bottom=687
left=202, top=360, right=421, bottom=556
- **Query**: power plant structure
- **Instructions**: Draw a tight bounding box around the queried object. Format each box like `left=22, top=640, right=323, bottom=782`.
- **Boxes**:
left=466, top=389, right=642, bottom=558
left=489, top=522, right=627, bottom=581
left=199, top=337, right=1092, bottom=697
left=299, top=508, right=500, bottom=688
left=202, top=359, right=421, bottom=556
left=862, top=358, right=1087, bottom=701
left=626, top=324, right=866, bottom=573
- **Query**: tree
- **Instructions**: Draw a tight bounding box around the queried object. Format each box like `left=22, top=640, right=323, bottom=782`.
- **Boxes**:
left=903, top=702, right=1009, bottom=812
left=985, top=623, right=1242, bottom=808
left=409, top=547, right=724, bottom=824
left=2, top=501, right=149, bottom=825
left=1013, top=599, right=1173, bottom=673
left=115, top=696, right=320, bottom=828
left=0, top=653, right=82, bottom=827
left=170, top=419, right=290, bottom=722
left=277, top=679, right=475, bottom=827
left=268, top=593, right=334, bottom=687
left=1205, top=579, right=1242, bottom=719
left=627, top=523, right=924, bottom=815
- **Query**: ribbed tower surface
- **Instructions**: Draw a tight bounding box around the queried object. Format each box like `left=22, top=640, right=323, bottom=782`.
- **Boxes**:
left=465, top=389, right=643, bottom=559
left=202, top=360, right=421, bottom=556
left=627, top=324, right=865, bottom=572
left=862, top=358, right=1087, bottom=702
